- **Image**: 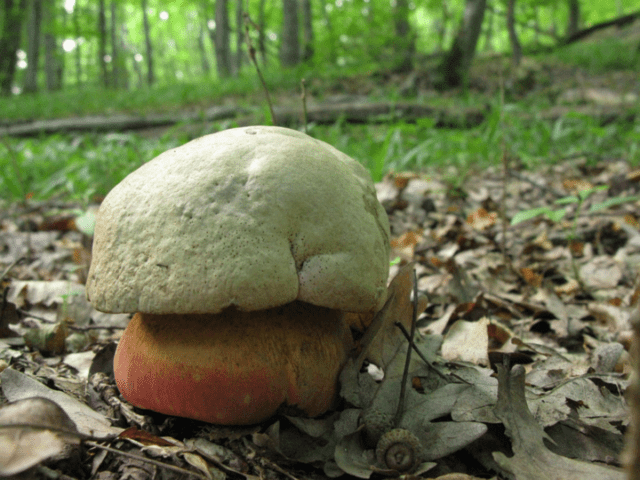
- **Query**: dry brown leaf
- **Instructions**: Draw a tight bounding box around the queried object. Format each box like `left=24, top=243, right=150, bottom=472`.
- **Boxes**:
left=356, top=263, right=428, bottom=370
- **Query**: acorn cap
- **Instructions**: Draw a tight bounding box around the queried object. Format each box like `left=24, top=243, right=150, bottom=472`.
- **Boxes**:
left=86, top=126, right=390, bottom=315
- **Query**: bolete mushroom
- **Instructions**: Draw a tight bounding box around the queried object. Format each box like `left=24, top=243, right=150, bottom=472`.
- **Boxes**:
left=86, top=126, right=390, bottom=425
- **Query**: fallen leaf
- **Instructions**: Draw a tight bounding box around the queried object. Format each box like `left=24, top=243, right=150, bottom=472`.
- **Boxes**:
left=0, top=397, right=81, bottom=477
left=492, top=363, right=625, bottom=480
left=1, top=367, right=122, bottom=438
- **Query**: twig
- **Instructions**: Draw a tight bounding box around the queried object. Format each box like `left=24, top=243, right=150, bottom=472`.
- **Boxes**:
left=394, top=322, right=470, bottom=385
left=243, top=12, right=276, bottom=125
left=300, top=79, right=308, bottom=133
left=1, top=257, right=24, bottom=281
left=86, top=441, right=208, bottom=479
left=16, top=308, right=125, bottom=330
left=393, top=268, right=418, bottom=428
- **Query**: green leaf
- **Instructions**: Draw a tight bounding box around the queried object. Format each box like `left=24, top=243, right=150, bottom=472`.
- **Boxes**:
left=511, top=207, right=554, bottom=225
left=554, top=196, right=578, bottom=205
left=590, top=195, right=640, bottom=212
left=544, top=208, right=567, bottom=223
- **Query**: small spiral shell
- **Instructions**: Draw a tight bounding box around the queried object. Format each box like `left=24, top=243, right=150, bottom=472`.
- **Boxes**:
left=375, top=428, right=422, bottom=473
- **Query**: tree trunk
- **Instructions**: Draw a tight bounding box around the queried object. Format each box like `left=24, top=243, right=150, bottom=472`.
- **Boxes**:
left=24, top=0, right=42, bottom=93
left=392, top=0, right=414, bottom=73
left=43, top=0, right=63, bottom=91
left=301, top=0, right=314, bottom=62
left=483, top=4, right=493, bottom=51
left=198, top=22, right=210, bottom=74
left=98, top=0, right=108, bottom=87
left=0, top=0, right=28, bottom=95
left=234, top=0, right=243, bottom=76
left=213, top=0, right=232, bottom=78
left=280, top=0, right=299, bottom=67
left=506, top=0, right=521, bottom=66
left=141, top=0, right=154, bottom=85
left=438, top=0, right=486, bottom=89
left=72, top=0, right=82, bottom=86
left=566, top=0, right=580, bottom=38
left=257, top=0, right=267, bottom=64
left=110, top=0, right=119, bottom=88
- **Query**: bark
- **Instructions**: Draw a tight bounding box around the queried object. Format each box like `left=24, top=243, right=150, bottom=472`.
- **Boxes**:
left=98, top=0, right=108, bottom=87
left=280, top=0, right=299, bottom=67
left=483, top=4, right=493, bottom=51
left=301, top=0, right=313, bottom=62
left=213, top=0, right=232, bottom=78
left=435, top=1, right=450, bottom=52
left=392, top=0, right=414, bottom=73
left=0, top=0, right=28, bottom=95
left=506, top=0, right=521, bottom=66
left=141, top=0, right=154, bottom=85
left=198, top=23, right=210, bottom=74
left=0, top=102, right=488, bottom=137
left=438, top=0, right=487, bottom=89
left=72, top=0, right=82, bottom=86
left=234, top=0, right=243, bottom=76
left=24, top=0, right=42, bottom=93
left=566, top=0, right=580, bottom=38
left=110, top=0, right=119, bottom=88
left=257, top=0, right=267, bottom=64
left=43, top=0, right=63, bottom=91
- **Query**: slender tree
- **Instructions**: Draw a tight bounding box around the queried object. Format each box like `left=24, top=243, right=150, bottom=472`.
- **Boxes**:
left=141, top=0, right=154, bottom=85
left=110, top=0, right=120, bottom=88
left=24, top=0, right=42, bottom=93
left=43, top=0, right=64, bottom=91
left=506, top=0, right=521, bottom=66
left=280, top=0, right=300, bottom=67
left=301, top=0, right=314, bottom=62
left=0, top=0, right=28, bottom=95
left=72, top=0, right=82, bottom=86
left=257, top=0, right=267, bottom=64
left=566, top=0, right=580, bottom=38
left=234, top=0, right=244, bottom=76
left=98, top=0, right=108, bottom=87
left=213, top=0, right=232, bottom=78
left=392, top=0, right=414, bottom=72
left=198, top=22, right=210, bottom=74
left=438, top=0, right=487, bottom=89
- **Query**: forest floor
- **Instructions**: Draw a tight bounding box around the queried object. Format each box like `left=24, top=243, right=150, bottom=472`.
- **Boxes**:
left=1, top=144, right=638, bottom=479
left=1, top=18, right=640, bottom=480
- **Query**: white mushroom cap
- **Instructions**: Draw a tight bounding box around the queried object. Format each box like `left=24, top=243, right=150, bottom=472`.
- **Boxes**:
left=86, top=126, right=390, bottom=314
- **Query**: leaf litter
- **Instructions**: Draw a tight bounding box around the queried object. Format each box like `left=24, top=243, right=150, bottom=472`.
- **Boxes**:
left=0, top=157, right=638, bottom=478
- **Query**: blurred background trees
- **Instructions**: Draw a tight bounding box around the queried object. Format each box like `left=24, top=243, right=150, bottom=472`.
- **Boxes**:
left=0, top=0, right=638, bottom=96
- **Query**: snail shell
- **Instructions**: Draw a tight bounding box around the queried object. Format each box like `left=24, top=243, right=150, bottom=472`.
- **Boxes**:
left=375, top=428, right=422, bottom=473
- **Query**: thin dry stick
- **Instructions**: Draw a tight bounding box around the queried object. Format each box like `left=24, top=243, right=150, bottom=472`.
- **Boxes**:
left=0, top=257, right=23, bottom=281
left=300, top=78, right=308, bottom=133
left=393, top=268, right=419, bottom=428
left=86, top=441, right=208, bottom=479
left=243, top=12, right=276, bottom=126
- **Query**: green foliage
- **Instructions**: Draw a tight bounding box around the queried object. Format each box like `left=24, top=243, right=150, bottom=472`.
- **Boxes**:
left=552, top=37, right=640, bottom=73
left=511, top=185, right=639, bottom=285
left=511, top=186, right=611, bottom=227
left=0, top=133, right=178, bottom=202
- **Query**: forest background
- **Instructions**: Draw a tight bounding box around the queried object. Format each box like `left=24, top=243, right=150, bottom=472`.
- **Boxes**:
left=0, top=0, right=640, bottom=202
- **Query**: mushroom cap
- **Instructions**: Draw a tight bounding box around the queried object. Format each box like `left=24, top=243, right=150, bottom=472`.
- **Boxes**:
left=86, top=126, right=390, bottom=314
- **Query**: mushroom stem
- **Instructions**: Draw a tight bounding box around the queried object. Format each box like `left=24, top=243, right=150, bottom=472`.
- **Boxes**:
left=114, top=302, right=353, bottom=425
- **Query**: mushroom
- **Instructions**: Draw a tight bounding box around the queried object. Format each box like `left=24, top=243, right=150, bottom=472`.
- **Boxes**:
left=86, top=126, right=390, bottom=425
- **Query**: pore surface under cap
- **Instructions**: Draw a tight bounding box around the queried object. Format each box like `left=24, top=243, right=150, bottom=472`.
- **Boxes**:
left=86, top=126, right=390, bottom=314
